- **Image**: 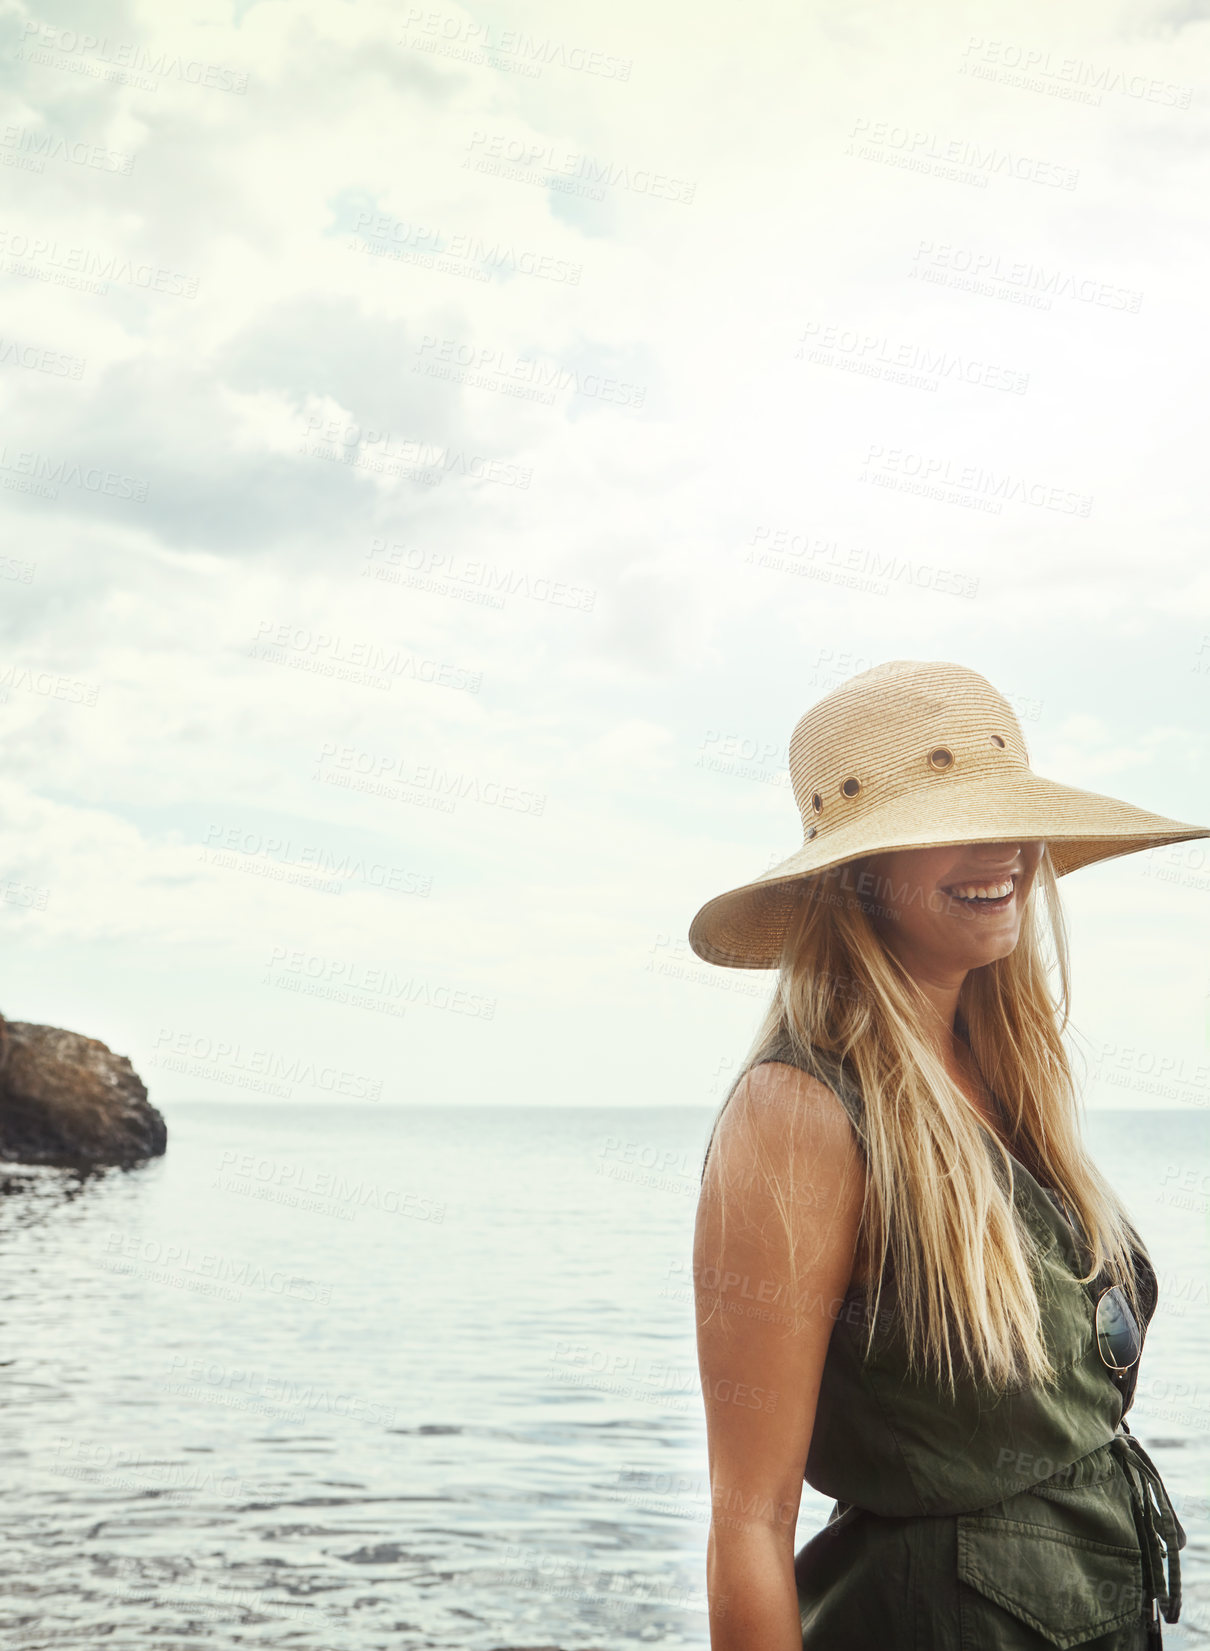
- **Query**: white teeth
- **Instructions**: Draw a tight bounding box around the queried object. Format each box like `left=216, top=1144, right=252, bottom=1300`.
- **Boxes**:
left=948, top=877, right=1014, bottom=900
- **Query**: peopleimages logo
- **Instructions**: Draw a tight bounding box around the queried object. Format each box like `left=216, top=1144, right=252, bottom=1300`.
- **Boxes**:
left=860, top=445, right=1093, bottom=517
left=215, top=1150, right=446, bottom=1222
left=0, top=226, right=198, bottom=297
left=414, top=334, right=646, bottom=409
left=847, top=117, right=1078, bottom=190
left=796, top=320, right=1029, bottom=394
left=364, top=539, right=596, bottom=612
left=464, top=131, right=697, bottom=204
left=349, top=210, right=582, bottom=285
left=0, top=334, right=86, bottom=378
left=263, top=944, right=498, bottom=1020
left=909, top=242, right=1143, bottom=313
left=745, top=525, right=978, bottom=598
left=249, top=619, right=483, bottom=694
left=0, top=443, right=148, bottom=501
left=960, top=37, right=1193, bottom=109
left=0, top=122, right=134, bottom=173
left=151, top=1028, right=385, bottom=1100
left=313, top=741, right=547, bottom=816
left=399, top=10, right=633, bottom=80
left=199, top=823, right=432, bottom=897
left=19, top=19, right=248, bottom=93
left=300, top=415, right=533, bottom=489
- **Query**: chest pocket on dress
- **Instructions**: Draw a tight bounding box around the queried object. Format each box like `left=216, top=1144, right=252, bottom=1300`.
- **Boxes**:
left=955, top=1453, right=1145, bottom=1649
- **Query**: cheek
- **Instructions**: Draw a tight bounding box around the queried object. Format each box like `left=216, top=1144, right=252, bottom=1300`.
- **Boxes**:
left=909, top=895, right=946, bottom=930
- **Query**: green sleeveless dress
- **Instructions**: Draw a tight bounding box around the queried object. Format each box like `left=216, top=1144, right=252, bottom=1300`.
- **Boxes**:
left=749, top=1035, right=1186, bottom=1651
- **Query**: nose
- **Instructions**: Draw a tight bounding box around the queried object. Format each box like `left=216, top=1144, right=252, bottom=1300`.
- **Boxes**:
left=947, top=846, right=1024, bottom=880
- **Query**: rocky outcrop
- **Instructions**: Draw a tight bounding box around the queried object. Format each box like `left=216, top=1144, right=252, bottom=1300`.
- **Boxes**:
left=0, top=1016, right=166, bottom=1169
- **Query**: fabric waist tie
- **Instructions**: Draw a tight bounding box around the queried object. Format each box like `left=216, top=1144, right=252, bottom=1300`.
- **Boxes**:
left=1109, top=1424, right=1185, bottom=1647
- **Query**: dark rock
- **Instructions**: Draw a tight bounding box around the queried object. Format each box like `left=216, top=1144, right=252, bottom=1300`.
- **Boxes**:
left=0, top=1016, right=166, bottom=1168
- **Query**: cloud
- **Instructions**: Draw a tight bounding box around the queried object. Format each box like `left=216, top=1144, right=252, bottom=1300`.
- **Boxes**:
left=0, top=0, right=1206, bottom=1104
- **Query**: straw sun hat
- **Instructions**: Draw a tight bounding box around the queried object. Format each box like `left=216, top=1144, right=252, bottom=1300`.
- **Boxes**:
left=688, top=660, right=1210, bottom=970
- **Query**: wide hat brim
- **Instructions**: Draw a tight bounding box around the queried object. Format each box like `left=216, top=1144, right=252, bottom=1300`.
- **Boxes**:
left=689, top=767, right=1210, bottom=970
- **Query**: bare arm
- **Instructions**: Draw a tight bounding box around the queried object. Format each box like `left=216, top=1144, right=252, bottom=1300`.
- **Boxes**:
left=693, top=1060, right=866, bottom=1650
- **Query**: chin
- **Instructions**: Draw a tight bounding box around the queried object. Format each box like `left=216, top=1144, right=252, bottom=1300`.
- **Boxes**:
left=961, top=931, right=1020, bottom=968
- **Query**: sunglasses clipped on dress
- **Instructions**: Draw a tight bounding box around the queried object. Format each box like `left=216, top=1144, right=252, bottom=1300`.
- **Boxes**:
left=1048, top=1190, right=1143, bottom=1375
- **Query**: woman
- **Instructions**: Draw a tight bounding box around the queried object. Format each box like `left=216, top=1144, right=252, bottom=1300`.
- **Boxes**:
left=688, top=660, right=1206, bottom=1651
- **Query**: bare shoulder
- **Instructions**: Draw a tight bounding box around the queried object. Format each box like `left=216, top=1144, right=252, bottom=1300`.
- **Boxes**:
left=706, top=1058, right=864, bottom=1187
left=699, top=1057, right=867, bottom=1288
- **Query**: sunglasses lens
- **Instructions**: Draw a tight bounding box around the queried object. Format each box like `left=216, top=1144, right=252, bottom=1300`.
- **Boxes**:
left=1097, top=1287, right=1141, bottom=1371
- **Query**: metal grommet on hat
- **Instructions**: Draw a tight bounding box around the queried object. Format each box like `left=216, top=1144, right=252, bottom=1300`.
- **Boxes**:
left=687, top=658, right=1210, bottom=970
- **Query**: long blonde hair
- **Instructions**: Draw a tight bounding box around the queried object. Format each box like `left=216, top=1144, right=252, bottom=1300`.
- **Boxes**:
left=698, top=845, right=1146, bottom=1396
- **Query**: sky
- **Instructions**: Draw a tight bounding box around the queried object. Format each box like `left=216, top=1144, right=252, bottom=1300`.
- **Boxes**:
left=0, top=0, right=1208, bottom=1114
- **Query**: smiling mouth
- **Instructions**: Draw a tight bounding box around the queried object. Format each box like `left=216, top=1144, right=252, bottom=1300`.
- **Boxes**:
left=942, top=874, right=1017, bottom=913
